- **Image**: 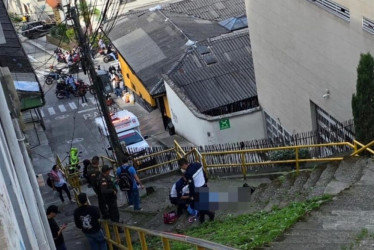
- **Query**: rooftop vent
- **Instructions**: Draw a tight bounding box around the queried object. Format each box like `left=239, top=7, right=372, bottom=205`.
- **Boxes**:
left=196, top=45, right=211, bottom=55
left=218, top=15, right=248, bottom=31
left=204, top=55, right=217, bottom=65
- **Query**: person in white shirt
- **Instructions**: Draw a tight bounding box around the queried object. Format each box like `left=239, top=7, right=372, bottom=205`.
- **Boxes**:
left=49, top=165, right=74, bottom=203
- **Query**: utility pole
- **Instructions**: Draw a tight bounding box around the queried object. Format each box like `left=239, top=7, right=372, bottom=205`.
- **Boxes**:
left=68, top=6, right=125, bottom=163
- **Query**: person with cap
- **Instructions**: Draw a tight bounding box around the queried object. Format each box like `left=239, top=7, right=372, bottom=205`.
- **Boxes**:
left=47, top=205, right=67, bottom=250
left=98, top=165, right=120, bottom=222
left=178, top=158, right=215, bottom=223
left=74, top=193, right=107, bottom=250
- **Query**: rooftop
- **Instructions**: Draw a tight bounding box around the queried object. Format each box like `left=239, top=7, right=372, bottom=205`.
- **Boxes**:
left=166, top=29, right=258, bottom=115
left=105, top=0, right=246, bottom=97
left=106, top=9, right=229, bottom=96
left=164, top=0, right=246, bottom=21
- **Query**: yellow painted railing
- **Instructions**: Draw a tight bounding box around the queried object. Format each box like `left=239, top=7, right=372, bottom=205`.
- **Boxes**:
left=133, top=140, right=374, bottom=179
left=100, top=220, right=237, bottom=250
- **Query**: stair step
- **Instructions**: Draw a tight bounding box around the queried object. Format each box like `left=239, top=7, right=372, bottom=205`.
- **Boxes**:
left=302, top=165, right=326, bottom=191
left=287, top=171, right=311, bottom=199
left=334, top=157, right=366, bottom=184
left=279, top=229, right=354, bottom=244
left=358, top=158, right=374, bottom=185
left=308, top=164, right=339, bottom=198
left=266, top=242, right=343, bottom=250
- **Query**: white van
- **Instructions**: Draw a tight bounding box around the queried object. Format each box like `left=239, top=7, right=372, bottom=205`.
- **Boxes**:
left=95, top=110, right=150, bottom=152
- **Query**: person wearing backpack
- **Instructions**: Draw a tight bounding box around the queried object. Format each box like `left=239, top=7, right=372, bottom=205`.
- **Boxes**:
left=116, top=157, right=133, bottom=207
left=49, top=165, right=74, bottom=204
left=117, top=157, right=144, bottom=211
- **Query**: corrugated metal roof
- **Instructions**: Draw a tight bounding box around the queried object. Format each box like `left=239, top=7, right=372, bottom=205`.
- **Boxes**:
left=167, top=29, right=257, bottom=113
left=106, top=10, right=228, bottom=96
left=164, top=0, right=246, bottom=21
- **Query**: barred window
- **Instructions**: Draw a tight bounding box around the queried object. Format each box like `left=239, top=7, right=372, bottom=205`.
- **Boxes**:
left=307, top=0, right=350, bottom=22
left=264, top=112, right=291, bottom=141
left=363, top=17, right=374, bottom=35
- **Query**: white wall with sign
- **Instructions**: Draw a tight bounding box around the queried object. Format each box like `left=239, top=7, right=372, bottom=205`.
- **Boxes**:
left=165, top=83, right=266, bottom=146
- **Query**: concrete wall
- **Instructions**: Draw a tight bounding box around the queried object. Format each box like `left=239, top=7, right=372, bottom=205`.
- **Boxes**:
left=246, top=0, right=374, bottom=133
left=165, top=82, right=265, bottom=146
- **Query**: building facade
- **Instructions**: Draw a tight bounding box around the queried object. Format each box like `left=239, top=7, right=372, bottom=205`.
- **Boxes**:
left=246, top=0, right=374, bottom=136
left=164, top=30, right=265, bottom=146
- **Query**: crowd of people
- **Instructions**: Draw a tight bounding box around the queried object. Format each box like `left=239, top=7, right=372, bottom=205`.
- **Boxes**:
left=46, top=155, right=143, bottom=249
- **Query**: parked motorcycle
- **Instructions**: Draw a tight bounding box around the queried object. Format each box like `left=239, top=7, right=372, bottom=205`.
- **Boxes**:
left=55, top=80, right=79, bottom=99
left=67, top=147, right=81, bottom=174
left=103, top=52, right=118, bottom=63
left=44, top=68, right=68, bottom=85
left=76, top=79, right=96, bottom=95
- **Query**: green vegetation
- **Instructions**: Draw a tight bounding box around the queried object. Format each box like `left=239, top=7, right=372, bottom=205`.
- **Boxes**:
left=8, top=12, right=22, bottom=23
left=134, top=195, right=331, bottom=250
left=341, top=228, right=374, bottom=250
left=269, top=148, right=310, bottom=166
left=49, top=23, right=74, bottom=43
left=352, top=53, right=374, bottom=145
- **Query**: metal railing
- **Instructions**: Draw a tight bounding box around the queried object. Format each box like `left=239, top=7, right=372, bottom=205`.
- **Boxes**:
left=133, top=140, right=374, bottom=179
left=100, top=220, right=237, bottom=250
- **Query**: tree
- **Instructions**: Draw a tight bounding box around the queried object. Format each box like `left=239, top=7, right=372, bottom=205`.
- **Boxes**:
left=352, top=53, right=374, bottom=144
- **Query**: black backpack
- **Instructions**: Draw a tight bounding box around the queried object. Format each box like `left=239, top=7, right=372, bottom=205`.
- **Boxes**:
left=118, top=166, right=133, bottom=191
left=46, top=173, right=53, bottom=188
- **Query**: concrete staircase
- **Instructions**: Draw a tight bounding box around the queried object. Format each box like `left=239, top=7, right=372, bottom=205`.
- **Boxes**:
left=264, top=157, right=374, bottom=250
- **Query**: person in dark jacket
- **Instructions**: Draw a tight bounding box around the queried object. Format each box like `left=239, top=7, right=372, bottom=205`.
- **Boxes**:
left=47, top=205, right=67, bottom=250
left=178, top=158, right=215, bottom=223
left=98, top=165, right=120, bottom=222
left=87, top=156, right=107, bottom=218
left=169, top=177, right=188, bottom=216
left=74, top=193, right=107, bottom=250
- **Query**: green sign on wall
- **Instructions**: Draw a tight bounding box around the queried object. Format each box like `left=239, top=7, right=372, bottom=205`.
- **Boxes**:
left=219, top=118, right=230, bottom=130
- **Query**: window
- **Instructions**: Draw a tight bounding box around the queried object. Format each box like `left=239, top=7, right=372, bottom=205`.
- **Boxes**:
left=363, top=17, right=374, bottom=35
left=308, top=0, right=350, bottom=21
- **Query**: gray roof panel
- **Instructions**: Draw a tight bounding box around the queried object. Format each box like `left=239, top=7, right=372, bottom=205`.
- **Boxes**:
left=107, top=10, right=229, bottom=96
left=167, top=29, right=257, bottom=113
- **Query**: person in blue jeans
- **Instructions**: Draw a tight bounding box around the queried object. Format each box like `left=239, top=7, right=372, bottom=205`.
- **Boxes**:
left=74, top=193, right=107, bottom=250
left=121, top=157, right=144, bottom=210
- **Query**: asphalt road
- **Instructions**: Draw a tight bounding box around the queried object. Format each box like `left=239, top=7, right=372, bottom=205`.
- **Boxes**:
left=22, top=39, right=110, bottom=166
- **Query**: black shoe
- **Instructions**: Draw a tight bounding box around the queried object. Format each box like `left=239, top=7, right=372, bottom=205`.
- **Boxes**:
left=209, top=212, right=215, bottom=221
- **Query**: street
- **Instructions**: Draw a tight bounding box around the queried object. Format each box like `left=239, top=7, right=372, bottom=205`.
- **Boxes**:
left=22, top=37, right=111, bottom=166
left=21, top=36, right=173, bottom=170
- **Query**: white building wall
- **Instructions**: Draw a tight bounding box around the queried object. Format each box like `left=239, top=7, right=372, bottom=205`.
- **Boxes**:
left=246, top=0, right=374, bottom=133
left=0, top=143, right=26, bottom=250
left=165, top=83, right=265, bottom=146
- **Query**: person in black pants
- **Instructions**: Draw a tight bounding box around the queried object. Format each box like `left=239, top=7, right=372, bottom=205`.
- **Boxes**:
left=47, top=205, right=67, bottom=250
left=169, top=177, right=188, bottom=216
left=99, top=165, right=120, bottom=222
left=74, top=193, right=107, bottom=250
left=178, top=158, right=215, bottom=223
left=50, top=165, right=73, bottom=203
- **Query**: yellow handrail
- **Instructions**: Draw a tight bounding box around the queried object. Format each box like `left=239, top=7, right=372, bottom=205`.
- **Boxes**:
left=100, top=220, right=237, bottom=250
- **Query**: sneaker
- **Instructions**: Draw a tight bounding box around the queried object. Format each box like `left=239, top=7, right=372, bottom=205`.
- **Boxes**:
left=128, top=205, right=134, bottom=208
left=134, top=208, right=143, bottom=211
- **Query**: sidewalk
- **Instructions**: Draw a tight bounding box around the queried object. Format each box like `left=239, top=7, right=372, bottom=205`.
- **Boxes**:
left=24, top=120, right=91, bottom=250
